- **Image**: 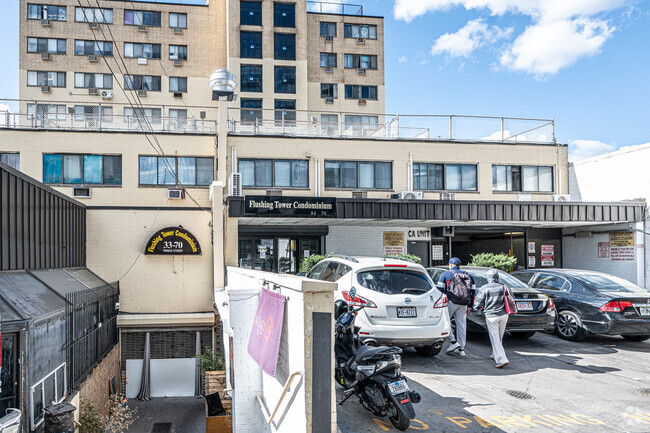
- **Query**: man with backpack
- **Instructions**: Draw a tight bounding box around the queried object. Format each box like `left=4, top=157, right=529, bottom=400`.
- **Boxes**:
left=436, top=257, right=476, bottom=357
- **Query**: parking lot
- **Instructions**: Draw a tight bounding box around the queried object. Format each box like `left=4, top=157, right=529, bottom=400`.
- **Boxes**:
left=337, top=331, right=650, bottom=432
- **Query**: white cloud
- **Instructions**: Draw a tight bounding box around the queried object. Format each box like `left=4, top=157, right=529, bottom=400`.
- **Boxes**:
left=431, top=19, right=511, bottom=58
left=569, top=139, right=616, bottom=161
left=393, top=0, right=626, bottom=76
left=398, top=56, right=408, bottom=63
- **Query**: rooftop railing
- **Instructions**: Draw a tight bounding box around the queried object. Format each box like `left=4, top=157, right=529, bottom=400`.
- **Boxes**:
left=307, top=1, right=364, bottom=15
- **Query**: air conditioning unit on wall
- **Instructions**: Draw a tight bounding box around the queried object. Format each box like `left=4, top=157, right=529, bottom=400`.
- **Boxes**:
left=229, top=172, right=242, bottom=197
left=168, top=188, right=185, bottom=200
left=393, top=191, right=423, bottom=200
left=440, top=192, right=455, bottom=200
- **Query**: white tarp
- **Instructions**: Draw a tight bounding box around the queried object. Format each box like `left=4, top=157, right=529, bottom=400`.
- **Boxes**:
left=125, top=358, right=195, bottom=398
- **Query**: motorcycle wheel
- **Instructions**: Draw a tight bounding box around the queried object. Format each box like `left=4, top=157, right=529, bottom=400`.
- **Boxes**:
left=388, top=401, right=410, bottom=431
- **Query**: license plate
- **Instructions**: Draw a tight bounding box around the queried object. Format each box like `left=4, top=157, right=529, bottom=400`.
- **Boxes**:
left=388, top=380, right=409, bottom=395
left=397, top=307, right=417, bottom=318
left=516, top=301, right=533, bottom=311
left=640, top=307, right=650, bottom=316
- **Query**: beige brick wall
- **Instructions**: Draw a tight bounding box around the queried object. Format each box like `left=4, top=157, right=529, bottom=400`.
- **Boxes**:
left=79, top=344, right=121, bottom=419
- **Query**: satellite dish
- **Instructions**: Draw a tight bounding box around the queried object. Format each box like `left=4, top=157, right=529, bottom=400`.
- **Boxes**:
left=209, top=69, right=237, bottom=98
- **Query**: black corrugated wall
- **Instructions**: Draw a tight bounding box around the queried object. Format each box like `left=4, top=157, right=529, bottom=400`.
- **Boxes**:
left=0, top=163, right=86, bottom=270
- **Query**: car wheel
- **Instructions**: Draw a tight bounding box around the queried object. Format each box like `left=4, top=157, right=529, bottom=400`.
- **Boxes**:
left=622, top=335, right=650, bottom=342
left=510, top=331, right=536, bottom=339
left=555, top=310, right=587, bottom=341
left=415, top=344, right=443, bottom=357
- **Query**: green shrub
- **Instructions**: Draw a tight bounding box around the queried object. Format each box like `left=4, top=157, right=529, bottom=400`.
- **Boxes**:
left=385, top=253, right=422, bottom=265
left=299, top=254, right=331, bottom=273
left=79, top=397, right=104, bottom=433
left=196, top=349, right=225, bottom=372
left=467, top=252, right=517, bottom=272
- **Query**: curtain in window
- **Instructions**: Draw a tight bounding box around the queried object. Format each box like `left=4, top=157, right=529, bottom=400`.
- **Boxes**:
left=359, top=162, right=374, bottom=188
left=324, top=161, right=340, bottom=188
left=446, top=164, right=461, bottom=190
left=523, top=166, right=538, bottom=191
left=196, top=158, right=214, bottom=186
left=538, top=166, right=553, bottom=192
left=429, top=164, right=443, bottom=190
left=139, top=156, right=157, bottom=184
left=63, top=155, right=82, bottom=184
left=239, top=160, right=255, bottom=186
left=103, top=156, right=121, bottom=185
left=255, top=160, right=272, bottom=187
left=341, top=161, right=357, bottom=188
left=274, top=160, right=291, bottom=187
left=83, top=155, right=103, bottom=184
left=292, top=160, right=308, bottom=187
left=158, top=157, right=177, bottom=185
left=376, top=163, right=392, bottom=189
left=177, top=157, right=196, bottom=185
left=492, top=166, right=506, bottom=191
left=413, top=163, right=426, bottom=190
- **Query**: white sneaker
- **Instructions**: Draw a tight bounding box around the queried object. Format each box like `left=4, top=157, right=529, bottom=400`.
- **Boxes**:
left=446, top=341, right=460, bottom=354
left=458, top=350, right=467, bottom=357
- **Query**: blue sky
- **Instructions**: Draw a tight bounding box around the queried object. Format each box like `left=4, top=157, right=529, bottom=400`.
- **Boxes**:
left=2, top=0, right=649, bottom=160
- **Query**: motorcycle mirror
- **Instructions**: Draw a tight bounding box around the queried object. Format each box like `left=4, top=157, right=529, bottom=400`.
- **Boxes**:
left=349, top=287, right=357, bottom=300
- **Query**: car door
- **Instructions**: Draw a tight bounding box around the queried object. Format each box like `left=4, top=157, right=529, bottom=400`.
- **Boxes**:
left=530, top=273, right=571, bottom=309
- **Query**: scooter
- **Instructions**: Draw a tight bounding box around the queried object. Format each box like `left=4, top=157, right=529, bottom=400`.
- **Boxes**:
left=334, top=288, right=421, bottom=431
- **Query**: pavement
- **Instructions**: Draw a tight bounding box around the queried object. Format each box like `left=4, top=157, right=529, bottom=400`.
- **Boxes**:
left=126, top=397, right=206, bottom=433
left=337, top=331, right=650, bottom=433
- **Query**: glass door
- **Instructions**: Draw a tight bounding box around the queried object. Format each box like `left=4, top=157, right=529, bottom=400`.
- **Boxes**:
left=277, top=238, right=298, bottom=274
left=254, top=238, right=275, bottom=271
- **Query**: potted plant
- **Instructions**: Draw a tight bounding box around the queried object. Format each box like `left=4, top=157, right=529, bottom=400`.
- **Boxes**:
left=197, top=350, right=231, bottom=433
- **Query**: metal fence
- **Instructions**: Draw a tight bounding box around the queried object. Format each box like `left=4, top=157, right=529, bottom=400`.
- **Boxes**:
left=307, top=1, right=364, bottom=15
left=66, top=282, right=119, bottom=391
left=228, top=108, right=556, bottom=144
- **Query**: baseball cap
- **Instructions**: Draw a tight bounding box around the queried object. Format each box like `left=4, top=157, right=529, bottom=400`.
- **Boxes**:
left=448, top=257, right=461, bottom=265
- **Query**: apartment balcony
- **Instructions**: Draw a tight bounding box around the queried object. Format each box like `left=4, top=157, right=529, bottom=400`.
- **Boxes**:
left=307, top=1, right=364, bottom=16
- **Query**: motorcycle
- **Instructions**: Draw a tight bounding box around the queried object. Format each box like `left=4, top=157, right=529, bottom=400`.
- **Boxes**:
left=334, top=288, right=421, bottom=431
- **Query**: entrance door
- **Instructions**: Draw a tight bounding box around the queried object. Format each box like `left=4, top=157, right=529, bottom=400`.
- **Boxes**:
left=407, top=241, right=430, bottom=267
left=0, top=333, right=19, bottom=414
left=278, top=238, right=298, bottom=274
left=431, top=239, right=448, bottom=266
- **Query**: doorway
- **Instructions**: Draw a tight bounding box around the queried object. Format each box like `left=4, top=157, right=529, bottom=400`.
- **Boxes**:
left=238, top=236, right=321, bottom=274
left=407, top=241, right=430, bottom=267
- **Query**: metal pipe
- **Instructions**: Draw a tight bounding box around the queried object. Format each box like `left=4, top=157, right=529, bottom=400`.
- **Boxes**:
left=257, top=371, right=303, bottom=425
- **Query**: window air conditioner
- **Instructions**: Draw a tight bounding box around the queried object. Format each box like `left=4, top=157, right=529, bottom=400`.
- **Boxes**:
left=358, top=99, right=366, bottom=105
left=138, top=25, right=147, bottom=32
left=173, top=59, right=184, bottom=67
left=41, top=53, right=52, bottom=60
left=553, top=194, right=570, bottom=202
left=266, top=189, right=282, bottom=196
left=352, top=190, right=367, bottom=198
left=100, top=90, right=113, bottom=99
left=357, top=69, right=366, bottom=75
left=73, top=187, right=91, bottom=198
left=229, top=172, right=242, bottom=197
left=325, top=98, right=334, bottom=104
left=88, top=88, right=99, bottom=95
left=357, top=37, right=365, bottom=43
left=137, top=90, right=147, bottom=97
left=41, top=19, right=52, bottom=26
left=41, top=86, right=51, bottom=93
left=173, top=27, right=184, bottom=34
left=168, top=188, right=185, bottom=200
left=88, top=22, right=99, bottom=29
left=88, top=54, right=99, bottom=63
left=325, top=36, right=333, bottom=42
left=173, top=92, right=183, bottom=98
left=517, top=194, right=533, bottom=201
left=440, top=192, right=454, bottom=200
left=396, top=191, right=423, bottom=200
left=325, top=66, right=333, bottom=73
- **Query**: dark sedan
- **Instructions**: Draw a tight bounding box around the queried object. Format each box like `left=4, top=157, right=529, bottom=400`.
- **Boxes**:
left=511, top=269, right=650, bottom=341
left=428, top=266, right=556, bottom=338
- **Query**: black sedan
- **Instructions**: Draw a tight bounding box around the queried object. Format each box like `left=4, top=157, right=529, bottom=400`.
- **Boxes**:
left=428, top=266, right=556, bottom=338
left=511, top=269, right=650, bottom=341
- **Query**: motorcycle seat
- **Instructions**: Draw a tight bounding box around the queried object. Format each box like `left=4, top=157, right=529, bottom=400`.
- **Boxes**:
left=355, top=344, right=396, bottom=363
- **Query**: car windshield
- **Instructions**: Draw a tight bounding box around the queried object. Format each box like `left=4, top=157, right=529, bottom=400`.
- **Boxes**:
left=574, top=274, right=648, bottom=293
left=356, top=269, right=433, bottom=295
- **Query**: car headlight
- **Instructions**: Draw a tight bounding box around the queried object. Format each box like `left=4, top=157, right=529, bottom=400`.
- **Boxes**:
left=357, top=364, right=376, bottom=376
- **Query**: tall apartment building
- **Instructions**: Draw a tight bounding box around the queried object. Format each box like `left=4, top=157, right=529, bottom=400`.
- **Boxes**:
left=19, top=0, right=384, bottom=128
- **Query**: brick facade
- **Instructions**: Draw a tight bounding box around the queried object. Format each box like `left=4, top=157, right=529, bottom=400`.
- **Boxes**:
left=78, top=344, right=121, bottom=418
left=120, top=329, right=216, bottom=368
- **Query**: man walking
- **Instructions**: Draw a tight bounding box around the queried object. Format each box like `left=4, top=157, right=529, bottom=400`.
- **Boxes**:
left=473, top=269, right=510, bottom=368
left=437, top=257, right=475, bottom=357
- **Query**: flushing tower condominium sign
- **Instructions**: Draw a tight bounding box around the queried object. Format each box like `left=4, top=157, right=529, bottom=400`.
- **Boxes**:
left=144, top=226, right=202, bottom=255
left=244, top=196, right=337, bottom=217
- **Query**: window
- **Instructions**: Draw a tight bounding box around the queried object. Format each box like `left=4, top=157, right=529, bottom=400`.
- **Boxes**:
left=169, top=109, right=187, bottom=130
left=413, top=163, right=444, bottom=190
left=241, top=65, right=262, bottom=92
left=74, top=73, right=112, bottom=89
left=240, top=98, right=262, bottom=123
left=274, top=33, right=295, bottom=60
left=240, top=32, right=262, bottom=58
left=43, top=154, right=121, bottom=185
left=274, top=66, right=295, bottom=93
left=27, top=38, right=66, bottom=54
left=344, top=85, right=377, bottom=100
left=320, top=22, right=336, bottom=37
left=274, top=3, right=295, bottom=27
left=274, top=99, right=295, bottom=125
left=533, top=274, right=568, bottom=291
left=344, top=115, right=378, bottom=134
left=239, top=159, right=308, bottom=188
left=27, top=71, right=66, bottom=87
left=75, top=7, right=112, bottom=23
left=169, top=12, right=187, bottom=28
left=344, top=54, right=377, bottom=69
left=492, top=165, right=553, bottom=192
left=27, top=104, right=66, bottom=121
left=169, top=77, right=187, bottom=93
left=241, top=1, right=262, bottom=26
left=124, top=10, right=161, bottom=26
left=445, top=164, right=477, bottom=191
left=28, top=4, right=66, bottom=21
left=325, top=160, right=392, bottom=189
left=139, top=156, right=214, bottom=186
left=1, top=153, right=20, bottom=170
left=169, top=45, right=187, bottom=60
left=320, top=53, right=337, bottom=67
left=344, top=24, right=377, bottom=39
left=320, top=83, right=337, bottom=98
left=124, top=75, right=161, bottom=91
left=523, top=166, right=554, bottom=192
left=75, top=40, right=112, bottom=56
left=124, top=43, right=161, bottom=59
left=321, top=114, right=338, bottom=135
left=124, top=107, right=162, bottom=124
left=72, top=105, right=113, bottom=122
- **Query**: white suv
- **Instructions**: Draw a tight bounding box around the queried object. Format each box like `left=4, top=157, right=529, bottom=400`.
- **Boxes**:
left=306, top=255, right=451, bottom=356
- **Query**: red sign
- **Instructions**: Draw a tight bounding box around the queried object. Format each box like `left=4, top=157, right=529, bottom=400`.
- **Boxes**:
left=247, top=288, right=286, bottom=377
left=541, top=245, right=554, bottom=267
left=598, top=242, right=610, bottom=259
